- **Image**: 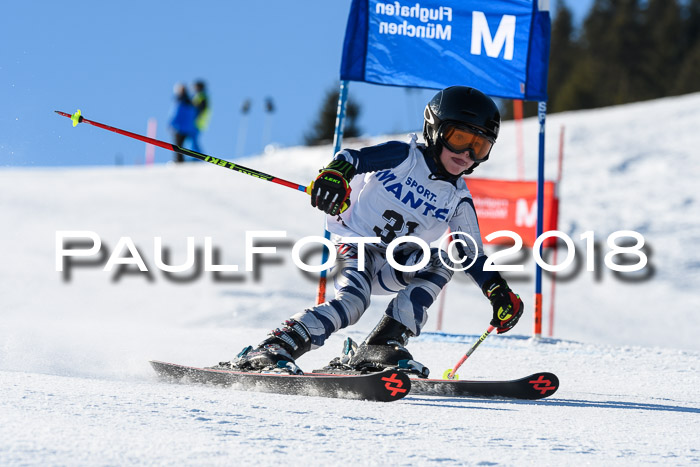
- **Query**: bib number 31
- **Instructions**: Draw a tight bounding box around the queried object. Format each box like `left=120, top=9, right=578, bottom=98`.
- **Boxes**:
left=373, top=209, right=418, bottom=244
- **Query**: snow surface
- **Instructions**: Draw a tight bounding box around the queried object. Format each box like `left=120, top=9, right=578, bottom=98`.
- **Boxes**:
left=1, top=94, right=699, bottom=465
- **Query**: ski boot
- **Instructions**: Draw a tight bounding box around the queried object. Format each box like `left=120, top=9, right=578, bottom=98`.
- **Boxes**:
left=323, top=315, right=430, bottom=378
left=212, top=320, right=311, bottom=375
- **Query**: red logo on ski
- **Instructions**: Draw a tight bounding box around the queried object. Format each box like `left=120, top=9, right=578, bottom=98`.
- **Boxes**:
left=381, top=373, right=408, bottom=397
left=528, top=375, right=557, bottom=395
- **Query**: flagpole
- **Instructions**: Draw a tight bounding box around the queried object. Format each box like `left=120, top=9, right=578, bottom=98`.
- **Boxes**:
left=316, top=80, right=350, bottom=304
left=533, top=101, right=547, bottom=338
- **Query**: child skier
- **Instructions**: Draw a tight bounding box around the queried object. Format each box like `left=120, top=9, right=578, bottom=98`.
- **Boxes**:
left=221, top=86, right=524, bottom=375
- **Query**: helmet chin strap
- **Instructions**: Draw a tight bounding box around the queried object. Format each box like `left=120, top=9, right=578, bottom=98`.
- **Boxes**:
left=458, top=148, right=479, bottom=176
left=460, top=148, right=482, bottom=175
left=461, top=163, right=479, bottom=176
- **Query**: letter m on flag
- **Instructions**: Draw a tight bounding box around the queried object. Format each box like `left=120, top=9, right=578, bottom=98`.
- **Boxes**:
left=470, top=11, right=516, bottom=60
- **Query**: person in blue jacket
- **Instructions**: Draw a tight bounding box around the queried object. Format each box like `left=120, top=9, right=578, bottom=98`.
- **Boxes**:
left=168, top=83, right=198, bottom=163
left=220, top=86, right=524, bottom=375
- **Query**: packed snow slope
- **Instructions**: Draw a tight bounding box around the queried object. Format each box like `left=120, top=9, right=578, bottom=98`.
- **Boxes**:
left=1, top=94, right=699, bottom=465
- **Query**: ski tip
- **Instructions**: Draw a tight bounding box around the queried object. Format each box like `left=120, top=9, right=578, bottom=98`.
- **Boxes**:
left=527, top=372, right=559, bottom=399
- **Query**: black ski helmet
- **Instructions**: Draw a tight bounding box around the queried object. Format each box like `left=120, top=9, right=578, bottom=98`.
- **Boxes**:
left=423, top=86, right=500, bottom=174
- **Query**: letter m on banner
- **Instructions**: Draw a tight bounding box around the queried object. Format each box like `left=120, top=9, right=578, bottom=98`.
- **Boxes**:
left=471, top=12, right=516, bottom=60
left=340, top=0, right=550, bottom=100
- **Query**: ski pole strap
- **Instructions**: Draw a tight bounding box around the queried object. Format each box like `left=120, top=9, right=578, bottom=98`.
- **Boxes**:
left=446, top=325, right=495, bottom=380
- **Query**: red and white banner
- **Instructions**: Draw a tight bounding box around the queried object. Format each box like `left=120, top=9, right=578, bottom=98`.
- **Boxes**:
left=466, top=178, right=559, bottom=247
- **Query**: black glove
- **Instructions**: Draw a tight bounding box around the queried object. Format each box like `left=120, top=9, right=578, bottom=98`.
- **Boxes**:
left=482, top=277, right=523, bottom=334
left=310, top=160, right=356, bottom=216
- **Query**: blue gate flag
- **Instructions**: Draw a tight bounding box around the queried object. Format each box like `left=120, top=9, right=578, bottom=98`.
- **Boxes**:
left=341, top=0, right=551, bottom=101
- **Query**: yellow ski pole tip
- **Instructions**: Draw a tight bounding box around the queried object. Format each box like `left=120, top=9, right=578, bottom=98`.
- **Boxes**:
left=442, top=369, right=459, bottom=380
left=71, top=109, right=82, bottom=127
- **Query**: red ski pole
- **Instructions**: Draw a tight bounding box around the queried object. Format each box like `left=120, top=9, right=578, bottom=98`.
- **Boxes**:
left=443, top=325, right=496, bottom=380
left=55, top=109, right=310, bottom=194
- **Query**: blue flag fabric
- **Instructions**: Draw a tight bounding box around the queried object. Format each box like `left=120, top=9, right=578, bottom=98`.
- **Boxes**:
left=341, top=0, right=550, bottom=101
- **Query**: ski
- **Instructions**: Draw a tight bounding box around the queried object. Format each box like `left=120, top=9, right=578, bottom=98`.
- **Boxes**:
left=149, top=360, right=411, bottom=402
left=409, top=371, right=559, bottom=400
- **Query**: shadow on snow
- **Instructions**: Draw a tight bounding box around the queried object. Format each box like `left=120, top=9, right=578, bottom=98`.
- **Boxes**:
left=404, top=396, right=700, bottom=414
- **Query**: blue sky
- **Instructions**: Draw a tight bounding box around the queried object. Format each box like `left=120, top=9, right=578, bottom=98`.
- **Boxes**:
left=2, top=1, right=592, bottom=167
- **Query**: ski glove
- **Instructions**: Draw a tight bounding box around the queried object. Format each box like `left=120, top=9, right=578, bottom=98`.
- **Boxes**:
left=483, top=277, right=523, bottom=334
left=310, top=160, right=356, bottom=216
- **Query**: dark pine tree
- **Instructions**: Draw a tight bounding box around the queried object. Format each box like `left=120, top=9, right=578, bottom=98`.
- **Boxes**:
left=674, top=0, right=700, bottom=94
left=555, top=0, right=649, bottom=109
left=304, top=86, right=361, bottom=146
left=641, top=0, right=684, bottom=97
left=548, top=0, right=579, bottom=113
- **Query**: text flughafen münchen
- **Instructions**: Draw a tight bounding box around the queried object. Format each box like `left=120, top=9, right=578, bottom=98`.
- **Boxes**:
left=375, top=2, right=454, bottom=40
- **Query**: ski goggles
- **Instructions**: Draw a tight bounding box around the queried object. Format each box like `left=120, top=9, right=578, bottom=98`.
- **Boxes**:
left=438, top=123, right=494, bottom=161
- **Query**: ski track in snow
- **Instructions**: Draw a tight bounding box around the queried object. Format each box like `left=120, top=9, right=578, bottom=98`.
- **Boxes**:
left=2, top=337, right=698, bottom=465
left=1, top=94, right=700, bottom=465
